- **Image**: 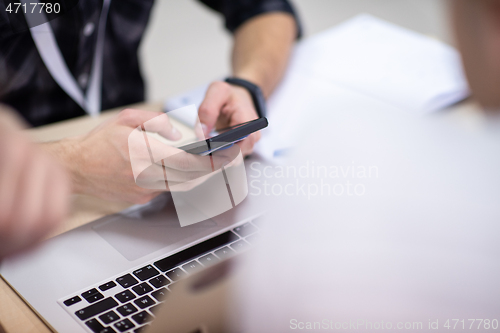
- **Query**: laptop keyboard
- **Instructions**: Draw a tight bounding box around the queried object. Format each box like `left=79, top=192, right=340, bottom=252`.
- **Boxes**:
left=59, top=220, right=261, bottom=333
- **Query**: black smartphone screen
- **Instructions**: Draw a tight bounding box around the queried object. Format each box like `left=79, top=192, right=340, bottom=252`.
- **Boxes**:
left=178, top=118, right=268, bottom=155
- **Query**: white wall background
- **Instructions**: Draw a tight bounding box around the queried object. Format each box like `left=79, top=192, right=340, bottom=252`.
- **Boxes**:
left=140, top=0, right=451, bottom=103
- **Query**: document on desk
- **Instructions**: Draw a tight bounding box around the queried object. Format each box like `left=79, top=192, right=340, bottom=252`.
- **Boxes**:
left=291, top=14, right=469, bottom=112
left=164, top=14, right=470, bottom=159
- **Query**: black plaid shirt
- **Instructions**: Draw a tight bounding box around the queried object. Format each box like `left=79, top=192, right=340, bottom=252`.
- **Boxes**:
left=0, top=0, right=299, bottom=127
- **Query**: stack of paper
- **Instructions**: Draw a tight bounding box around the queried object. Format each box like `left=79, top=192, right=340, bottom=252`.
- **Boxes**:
left=290, top=14, right=469, bottom=112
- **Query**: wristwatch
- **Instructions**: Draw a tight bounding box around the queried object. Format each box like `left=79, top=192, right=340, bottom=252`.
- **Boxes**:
left=225, top=77, right=267, bottom=118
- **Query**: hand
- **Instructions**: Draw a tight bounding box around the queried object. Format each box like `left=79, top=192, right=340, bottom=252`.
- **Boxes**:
left=0, top=108, right=70, bottom=258
left=45, top=109, right=182, bottom=204
left=198, top=81, right=261, bottom=156
left=130, top=122, right=239, bottom=193
left=47, top=109, right=233, bottom=204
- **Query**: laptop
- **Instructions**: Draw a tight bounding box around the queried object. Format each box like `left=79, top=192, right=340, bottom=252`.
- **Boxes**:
left=0, top=159, right=267, bottom=333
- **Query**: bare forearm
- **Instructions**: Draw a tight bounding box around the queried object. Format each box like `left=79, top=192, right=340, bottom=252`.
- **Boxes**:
left=42, top=138, right=82, bottom=194
left=231, top=12, right=297, bottom=98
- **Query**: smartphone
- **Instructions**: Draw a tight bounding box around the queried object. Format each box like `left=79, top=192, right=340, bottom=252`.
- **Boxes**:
left=178, top=117, right=268, bottom=156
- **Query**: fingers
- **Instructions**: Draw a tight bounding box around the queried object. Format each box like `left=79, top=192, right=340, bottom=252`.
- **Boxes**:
left=136, top=163, right=222, bottom=191
left=199, top=82, right=262, bottom=156
left=144, top=136, right=226, bottom=171
left=119, top=109, right=181, bottom=141
left=164, top=170, right=221, bottom=193
left=143, top=163, right=214, bottom=184
left=162, top=147, right=239, bottom=172
left=198, top=81, right=232, bottom=136
left=132, top=192, right=163, bottom=205
left=133, top=139, right=240, bottom=187
left=236, top=131, right=261, bottom=156
left=142, top=113, right=182, bottom=141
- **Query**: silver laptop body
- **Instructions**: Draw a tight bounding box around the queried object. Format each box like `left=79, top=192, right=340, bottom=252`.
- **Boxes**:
left=0, top=171, right=266, bottom=333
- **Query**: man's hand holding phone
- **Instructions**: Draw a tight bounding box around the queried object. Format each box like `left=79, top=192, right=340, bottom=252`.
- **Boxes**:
left=44, top=109, right=185, bottom=204
left=44, top=108, right=250, bottom=204
left=198, top=81, right=262, bottom=156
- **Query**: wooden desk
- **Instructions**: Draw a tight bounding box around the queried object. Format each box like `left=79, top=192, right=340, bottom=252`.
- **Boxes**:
left=0, top=102, right=162, bottom=333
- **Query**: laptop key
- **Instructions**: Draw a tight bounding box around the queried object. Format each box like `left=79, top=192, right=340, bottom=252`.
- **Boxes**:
left=181, top=260, right=203, bottom=274
left=82, top=288, right=99, bottom=298
left=75, top=297, right=118, bottom=321
left=198, top=253, right=219, bottom=266
left=149, top=275, right=169, bottom=288
left=230, top=240, right=250, bottom=252
left=151, top=288, right=169, bottom=302
left=63, top=296, right=81, bottom=306
left=233, top=222, right=258, bottom=237
left=133, top=265, right=160, bottom=281
left=99, top=310, right=120, bottom=325
left=82, top=288, right=104, bottom=303
left=134, top=325, right=150, bottom=333
left=245, top=234, right=260, bottom=245
left=134, top=295, right=155, bottom=309
left=99, top=281, right=117, bottom=292
left=132, top=282, right=153, bottom=296
left=115, top=290, right=136, bottom=303
left=116, top=303, right=138, bottom=316
left=85, top=319, right=116, bottom=333
left=114, top=318, right=135, bottom=332
left=214, top=247, right=234, bottom=260
left=85, top=318, right=105, bottom=333
left=132, top=311, right=153, bottom=325
left=116, top=274, right=139, bottom=288
left=100, top=328, right=116, bottom=333
left=165, top=268, right=186, bottom=282
left=86, top=293, right=105, bottom=303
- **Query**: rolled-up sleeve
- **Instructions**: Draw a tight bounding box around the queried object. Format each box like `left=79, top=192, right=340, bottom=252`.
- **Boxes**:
left=198, top=0, right=302, bottom=38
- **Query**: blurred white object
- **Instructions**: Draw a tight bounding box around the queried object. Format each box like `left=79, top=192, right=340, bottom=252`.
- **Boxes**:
left=164, top=14, right=470, bottom=160
left=292, top=14, right=469, bottom=112
left=238, top=107, right=500, bottom=332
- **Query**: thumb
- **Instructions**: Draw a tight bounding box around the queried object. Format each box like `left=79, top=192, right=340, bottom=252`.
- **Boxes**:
left=118, top=109, right=181, bottom=141
left=198, top=81, right=232, bottom=135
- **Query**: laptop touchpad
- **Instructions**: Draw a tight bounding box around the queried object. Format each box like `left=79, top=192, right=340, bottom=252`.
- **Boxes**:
left=92, top=196, right=218, bottom=261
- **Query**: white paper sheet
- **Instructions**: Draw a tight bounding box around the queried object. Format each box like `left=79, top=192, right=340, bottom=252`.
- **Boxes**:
left=290, top=14, right=469, bottom=112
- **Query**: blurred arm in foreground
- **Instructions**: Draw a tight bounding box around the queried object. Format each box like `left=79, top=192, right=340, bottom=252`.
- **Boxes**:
left=0, top=105, right=70, bottom=258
